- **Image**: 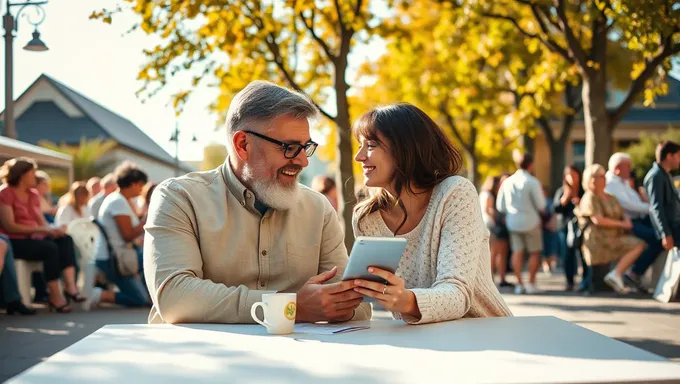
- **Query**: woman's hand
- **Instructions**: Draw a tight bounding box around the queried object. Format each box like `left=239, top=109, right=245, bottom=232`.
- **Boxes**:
left=621, top=217, right=633, bottom=230
left=353, top=267, right=421, bottom=319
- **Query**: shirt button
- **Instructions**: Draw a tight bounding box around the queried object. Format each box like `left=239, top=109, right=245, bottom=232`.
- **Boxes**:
left=261, top=250, right=267, bottom=256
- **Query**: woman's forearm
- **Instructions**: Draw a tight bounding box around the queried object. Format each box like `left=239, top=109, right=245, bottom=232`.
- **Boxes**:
left=591, top=216, right=625, bottom=229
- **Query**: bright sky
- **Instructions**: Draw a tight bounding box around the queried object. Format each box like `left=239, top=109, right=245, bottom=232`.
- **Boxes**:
left=1, top=0, right=386, bottom=161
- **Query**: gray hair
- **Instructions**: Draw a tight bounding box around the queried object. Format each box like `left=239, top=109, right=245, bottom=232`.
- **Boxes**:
left=100, top=173, right=116, bottom=188
left=608, top=152, right=631, bottom=171
left=225, top=81, right=318, bottom=135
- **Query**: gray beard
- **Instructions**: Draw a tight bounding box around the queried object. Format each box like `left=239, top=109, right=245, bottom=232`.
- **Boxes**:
left=243, top=163, right=300, bottom=210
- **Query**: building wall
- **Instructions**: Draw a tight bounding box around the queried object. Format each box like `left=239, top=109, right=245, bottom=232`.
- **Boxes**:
left=100, top=147, right=181, bottom=183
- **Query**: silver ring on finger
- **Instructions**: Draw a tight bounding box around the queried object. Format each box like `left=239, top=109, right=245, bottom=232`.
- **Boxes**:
left=382, top=284, right=388, bottom=295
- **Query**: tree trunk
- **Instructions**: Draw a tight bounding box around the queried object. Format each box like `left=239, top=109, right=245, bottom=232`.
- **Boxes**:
left=548, top=137, right=567, bottom=194
left=521, top=133, right=535, bottom=156
left=581, top=77, right=612, bottom=167
left=334, top=33, right=356, bottom=253
left=464, top=151, right=479, bottom=187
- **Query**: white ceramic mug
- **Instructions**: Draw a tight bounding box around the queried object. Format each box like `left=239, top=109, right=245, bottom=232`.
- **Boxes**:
left=250, top=293, right=297, bottom=335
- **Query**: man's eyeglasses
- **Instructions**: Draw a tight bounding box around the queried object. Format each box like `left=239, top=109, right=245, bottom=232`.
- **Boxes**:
left=243, top=130, right=318, bottom=159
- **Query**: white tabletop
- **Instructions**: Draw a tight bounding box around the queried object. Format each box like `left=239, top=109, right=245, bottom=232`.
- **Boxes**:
left=10, top=316, right=680, bottom=384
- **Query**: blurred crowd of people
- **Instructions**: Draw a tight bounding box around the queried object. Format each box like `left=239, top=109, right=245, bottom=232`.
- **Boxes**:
left=0, top=157, right=157, bottom=315
left=481, top=142, right=680, bottom=296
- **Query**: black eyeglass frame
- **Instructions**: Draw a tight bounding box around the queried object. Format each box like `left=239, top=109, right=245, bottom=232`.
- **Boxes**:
left=243, top=130, right=318, bottom=159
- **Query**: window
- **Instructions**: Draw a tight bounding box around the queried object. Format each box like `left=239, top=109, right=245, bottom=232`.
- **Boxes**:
left=572, top=141, right=585, bottom=169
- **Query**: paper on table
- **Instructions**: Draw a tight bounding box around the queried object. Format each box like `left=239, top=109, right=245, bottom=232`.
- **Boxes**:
left=294, top=323, right=370, bottom=335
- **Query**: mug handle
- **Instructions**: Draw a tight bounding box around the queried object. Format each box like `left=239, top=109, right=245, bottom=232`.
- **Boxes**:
left=250, top=302, right=270, bottom=328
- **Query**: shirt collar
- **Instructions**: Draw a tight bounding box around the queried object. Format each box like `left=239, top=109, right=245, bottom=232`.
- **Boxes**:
left=220, top=159, right=262, bottom=215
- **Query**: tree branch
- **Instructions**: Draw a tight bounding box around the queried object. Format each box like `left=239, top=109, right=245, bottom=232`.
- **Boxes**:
left=484, top=10, right=572, bottom=63
left=298, top=10, right=337, bottom=62
left=333, top=0, right=345, bottom=28
left=354, top=0, right=364, bottom=18
left=240, top=4, right=336, bottom=121
left=609, top=34, right=680, bottom=129
left=440, top=106, right=473, bottom=153
left=538, top=117, right=555, bottom=143
left=554, top=0, right=590, bottom=71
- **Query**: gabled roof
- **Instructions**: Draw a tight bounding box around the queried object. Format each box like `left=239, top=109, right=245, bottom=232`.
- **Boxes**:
left=6, top=74, right=193, bottom=172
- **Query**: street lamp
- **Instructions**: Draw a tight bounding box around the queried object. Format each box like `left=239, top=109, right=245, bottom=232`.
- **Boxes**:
left=3, top=0, right=48, bottom=139
left=169, top=122, right=197, bottom=176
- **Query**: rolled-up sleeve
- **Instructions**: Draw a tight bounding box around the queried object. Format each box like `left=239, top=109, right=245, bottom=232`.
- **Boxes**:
left=144, top=181, right=274, bottom=324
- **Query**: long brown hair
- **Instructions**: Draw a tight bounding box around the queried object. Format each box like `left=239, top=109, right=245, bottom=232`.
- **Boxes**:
left=352, top=103, right=463, bottom=233
left=0, top=157, right=37, bottom=187
left=66, top=182, right=89, bottom=216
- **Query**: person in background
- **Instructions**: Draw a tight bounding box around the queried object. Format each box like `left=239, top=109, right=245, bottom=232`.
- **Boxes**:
left=86, top=176, right=102, bottom=198
left=0, top=157, right=84, bottom=313
left=645, top=141, right=680, bottom=253
left=577, top=164, right=646, bottom=294
left=480, top=175, right=512, bottom=288
left=628, top=170, right=649, bottom=203
left=496, top=152, right=546, bottom=294
left=88, top=174, right=117, bottom=219
left=541, top=186, right=559, bottom=275
left=605, top=152, right=663, bottom=293
left=55, top=182, right=91, bottom=227
left=352, top=103, right=511, bottom=323
left=311, top=175, right=339, bottom=211
left=139, top=182, right=158, bottom=219
left=85, top=162, right=151, bottom=310
left=0, top=234, right=37, bottom=315
left=35, top=171, right=57, bottom=222
left=553, top=165, right=586, bottom=292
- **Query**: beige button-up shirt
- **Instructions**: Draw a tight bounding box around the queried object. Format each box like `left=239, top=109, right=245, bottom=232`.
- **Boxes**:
left=144, top=161, right=371, bottom=324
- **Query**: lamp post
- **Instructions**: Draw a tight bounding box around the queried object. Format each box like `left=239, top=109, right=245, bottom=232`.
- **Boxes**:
left=169, top=121, right=197, bottom=176
left=3, top=0, right=48, bottom=139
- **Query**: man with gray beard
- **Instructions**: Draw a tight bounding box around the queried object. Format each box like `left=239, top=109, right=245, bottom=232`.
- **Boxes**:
left=143, top=81, right=371, bottom=324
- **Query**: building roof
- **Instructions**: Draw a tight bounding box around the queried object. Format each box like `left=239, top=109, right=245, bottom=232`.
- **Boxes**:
left=2, top=74, right=193, bottom=172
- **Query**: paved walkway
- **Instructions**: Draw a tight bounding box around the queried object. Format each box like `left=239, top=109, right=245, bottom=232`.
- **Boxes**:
left=2, top=274, right=679, bottom=381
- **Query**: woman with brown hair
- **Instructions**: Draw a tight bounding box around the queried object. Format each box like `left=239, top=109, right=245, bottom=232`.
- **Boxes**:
left=350, top=103, right=511, bottom=324
left=0, top=157, right=85, bottom=313
left=55, top=182, right=91, bottom=227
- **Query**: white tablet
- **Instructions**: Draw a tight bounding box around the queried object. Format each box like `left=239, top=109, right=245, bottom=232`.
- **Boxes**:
left=341, top=236, right=407, bottom=283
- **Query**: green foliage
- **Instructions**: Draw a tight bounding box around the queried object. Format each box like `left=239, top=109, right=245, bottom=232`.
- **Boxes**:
left=38, top=137, right=118, bottom=181
left=626, top=126, right=680, bottom=179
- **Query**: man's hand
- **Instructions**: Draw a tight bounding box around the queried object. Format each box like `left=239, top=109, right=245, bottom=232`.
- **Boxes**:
left=296, top=266, right=363, bottom=323
left=48, top=227, right=66, bottom=238
left=662, top=236, right=675, bottom=251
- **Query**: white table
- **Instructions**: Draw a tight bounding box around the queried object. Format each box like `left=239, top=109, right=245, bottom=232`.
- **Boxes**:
left=10, top=316, right=680, bottom=384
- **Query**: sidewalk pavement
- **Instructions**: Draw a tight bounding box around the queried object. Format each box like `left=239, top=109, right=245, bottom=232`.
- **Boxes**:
left=2, top=273, right=679, bottom=381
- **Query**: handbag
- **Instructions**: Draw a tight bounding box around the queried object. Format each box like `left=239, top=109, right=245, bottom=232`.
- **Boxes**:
left=566, top=216, right=590, bottom=249
left=92, top=219, right=139, bottom=277
left=654, top=247, right=680, bottom=303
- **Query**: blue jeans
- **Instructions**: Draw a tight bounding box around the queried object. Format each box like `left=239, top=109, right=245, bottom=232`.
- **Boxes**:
left=0, top=235, right=22, bottom=305
left=96, top=257, right=149, bottom=307
left=631, top=217, right=664, bottom=276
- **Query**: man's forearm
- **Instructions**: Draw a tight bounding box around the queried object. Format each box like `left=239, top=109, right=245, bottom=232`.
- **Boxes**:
left=153, top=272, right=276, bottom=324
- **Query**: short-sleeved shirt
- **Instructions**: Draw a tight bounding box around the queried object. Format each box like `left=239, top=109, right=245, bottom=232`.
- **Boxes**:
left=0, top=185, right=44, bottom=239
left=95, top=191, right=139, bottom=261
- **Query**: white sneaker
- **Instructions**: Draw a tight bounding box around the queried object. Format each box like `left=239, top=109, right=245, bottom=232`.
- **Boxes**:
left=525, top=283, right=540, bottom=294
left=514, top=285, right=526, bottom=295
left=82, top=287, right=103, bottom=311
left=604, top=271, right=629, bottom=294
